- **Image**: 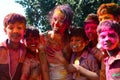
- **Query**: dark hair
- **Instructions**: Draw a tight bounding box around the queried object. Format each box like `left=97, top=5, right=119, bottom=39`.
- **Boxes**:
left=84, top=13, right=99, bottom=25
left=3, top=13, right=26, bottom=27
left=69, top=27, right=89, bottom=41
left=24, top=26, right=40, bottom=39
left=97, top=20, right=120, bottom=35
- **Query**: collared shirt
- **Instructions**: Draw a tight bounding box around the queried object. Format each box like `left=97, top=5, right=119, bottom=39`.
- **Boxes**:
left=104, top=51, right=120, bottom=80
left=71, top=50, right=99, bottom=80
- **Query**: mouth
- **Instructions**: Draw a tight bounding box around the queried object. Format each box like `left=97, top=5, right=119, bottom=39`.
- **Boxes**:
left=104, top=42, right=112, bottom=47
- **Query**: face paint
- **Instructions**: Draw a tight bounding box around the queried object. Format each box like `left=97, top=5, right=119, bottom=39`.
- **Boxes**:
left=70, top=36, right=87, bottom=53
left=51, top=9, right=67, bottom=34
left=85, top=23, right=98, bottom=40
left=98, top=28, right=119, bottom=50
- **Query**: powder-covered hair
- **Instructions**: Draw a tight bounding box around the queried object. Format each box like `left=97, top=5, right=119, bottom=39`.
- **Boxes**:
left=97, top=20, right=120, bottom=35
left=47, top=4, right=73, bottom=27
left=3, top=13, right=26, bottom=27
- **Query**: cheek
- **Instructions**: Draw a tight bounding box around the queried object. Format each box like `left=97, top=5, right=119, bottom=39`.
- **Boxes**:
left=59, top=24, right=68, bottom=33
left=98, top=38, right=104, bottom=46
left=21, top=30, right=25, bottom=37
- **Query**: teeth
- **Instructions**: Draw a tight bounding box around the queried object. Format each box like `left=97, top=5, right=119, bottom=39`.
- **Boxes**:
left=31, top=44, right=35, bottom=47
left=72, top=45, right=77, bottom=48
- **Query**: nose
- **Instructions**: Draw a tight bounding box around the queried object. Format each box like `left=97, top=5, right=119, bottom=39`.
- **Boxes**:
left=87, top=28, right=92, bottom=32
left=13, top=27, right=19, bottom=33
left=54, top=20, right=60, bottom=27
left=104, top=36, right=110, bottom=42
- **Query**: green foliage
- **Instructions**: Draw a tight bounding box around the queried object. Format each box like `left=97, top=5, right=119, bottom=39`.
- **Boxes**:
left=16, top=0, right=119, bottom=32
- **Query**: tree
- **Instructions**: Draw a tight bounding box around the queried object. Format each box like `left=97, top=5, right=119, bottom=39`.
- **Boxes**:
left=16, top=0, right=57, bottom=32
left=16, top=0, right=119, bottom=32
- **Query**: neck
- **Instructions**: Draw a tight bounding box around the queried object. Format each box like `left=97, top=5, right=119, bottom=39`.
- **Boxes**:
left=106, top=47, right=120, bottom=56
left=7, top=39, right=20, bottom=50
left=88, top=40, right=97, bottom=48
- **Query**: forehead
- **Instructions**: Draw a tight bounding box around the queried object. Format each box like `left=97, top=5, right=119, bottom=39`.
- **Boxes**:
left=70, top=36, right=84, bottom=40
left=99, top=14, right=114, bottom=21
left=8, top=22, right=26, bottom=27
left=85, top=23, right=98, bottom=28
left=53, top=9, right=65, bottom=19
left=99, top=27, right=117, bottom=34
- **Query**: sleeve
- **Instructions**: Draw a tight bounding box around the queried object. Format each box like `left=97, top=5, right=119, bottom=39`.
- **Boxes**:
left=87, top=54, right=100, bottom=74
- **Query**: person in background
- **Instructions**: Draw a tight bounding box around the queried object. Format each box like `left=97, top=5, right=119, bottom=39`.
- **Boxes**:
left=97, top=2, right=120, bottom=22
left=21, top=26, right=50, bottom=80
left=42, top=4, right=73, bottom=80
left=0, top=13, right=26, bottom=80
left=84, top=13, right=105, bottom=80
left=97, top=20, right=120, bottom=80
left=84, top=13, right=100, bottom=58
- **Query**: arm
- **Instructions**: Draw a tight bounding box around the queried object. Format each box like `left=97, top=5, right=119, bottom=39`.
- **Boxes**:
left=20, top=58, right=30, bottom=80
left=69, top=64, right=99, bottom=80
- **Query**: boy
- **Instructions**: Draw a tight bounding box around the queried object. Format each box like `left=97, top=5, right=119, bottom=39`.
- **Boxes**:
left=21, top=26, right=49, bottom=80
left=97, top=3, right=120, bottom=22
left=55, top=27, right=99, bottom=80
left=97, top=20, right=120, bottom=80
left=0, top=13, right=26, bottom=80
left=84, top=13, right=105, bottom=80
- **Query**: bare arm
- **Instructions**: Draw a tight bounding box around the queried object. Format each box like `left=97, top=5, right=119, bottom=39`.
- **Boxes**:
left=68, top=64, right=99, bottom=80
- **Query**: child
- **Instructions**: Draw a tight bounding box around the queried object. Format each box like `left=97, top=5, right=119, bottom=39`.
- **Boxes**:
left=43, top=4, right=73, bottom=80
left=21, top=26, right=50, bottom=80
left=69, top=27, right=99, bottom=80
left=97, top=20, right=120, bottom=80
left=84, top=13, right=101, bottom=60
left=84, top=13, right=105, bottom=80
left=0, top=13, right=26, bottom=80
left=56, top=27, right=99, bottom=80
left=97, top=3, right=120, bottom=22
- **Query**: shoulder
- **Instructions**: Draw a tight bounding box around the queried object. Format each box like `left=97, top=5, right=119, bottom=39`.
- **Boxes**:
left=82, top=50, right=97, bottom=61
left=0, top=41, right=9, bottom=64
left=0, top=40, right=8, bottom=54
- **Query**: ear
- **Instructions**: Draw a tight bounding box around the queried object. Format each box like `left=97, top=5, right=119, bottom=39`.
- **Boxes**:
left=4, top=28, right=7, bottom=34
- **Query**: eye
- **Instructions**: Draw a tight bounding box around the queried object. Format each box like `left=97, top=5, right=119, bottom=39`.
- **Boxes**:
left=7, top=24, right=13, bottom=30
left=85, top=27, right=89, bottom=31
left=109, top=33, right=116, bottom=38
left=17, top=25, right=24, bottom=30
left=100, top=35, right=106, bottom=39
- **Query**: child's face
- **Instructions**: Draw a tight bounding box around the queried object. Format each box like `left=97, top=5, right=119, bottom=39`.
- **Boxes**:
left=51, top=9, right=67, bottom=34
left=85, top=23, right=98, bottom=41
left=70, top=36, right=87, bottom=53
left=98, top=14, right=114, bottom=22
left=24, top=33, right=40, bottom=52
left=4, top=22, right=25, bottom=43
left=98, top=28, right=119, bottom=50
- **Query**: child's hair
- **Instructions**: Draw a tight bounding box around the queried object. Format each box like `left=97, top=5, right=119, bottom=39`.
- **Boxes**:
left=97, top=20, right=120, bottom=35
left=84, top=13, right=99, bottom=25
left=97, top=3, right=119, bottom=17
left=69, top=27, right=89, bottom=41
left=3, top=13, right=26, bottom=27
left=47, top=4, right=73, bottom=27
left=24, top=26, right=40, bottom=39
